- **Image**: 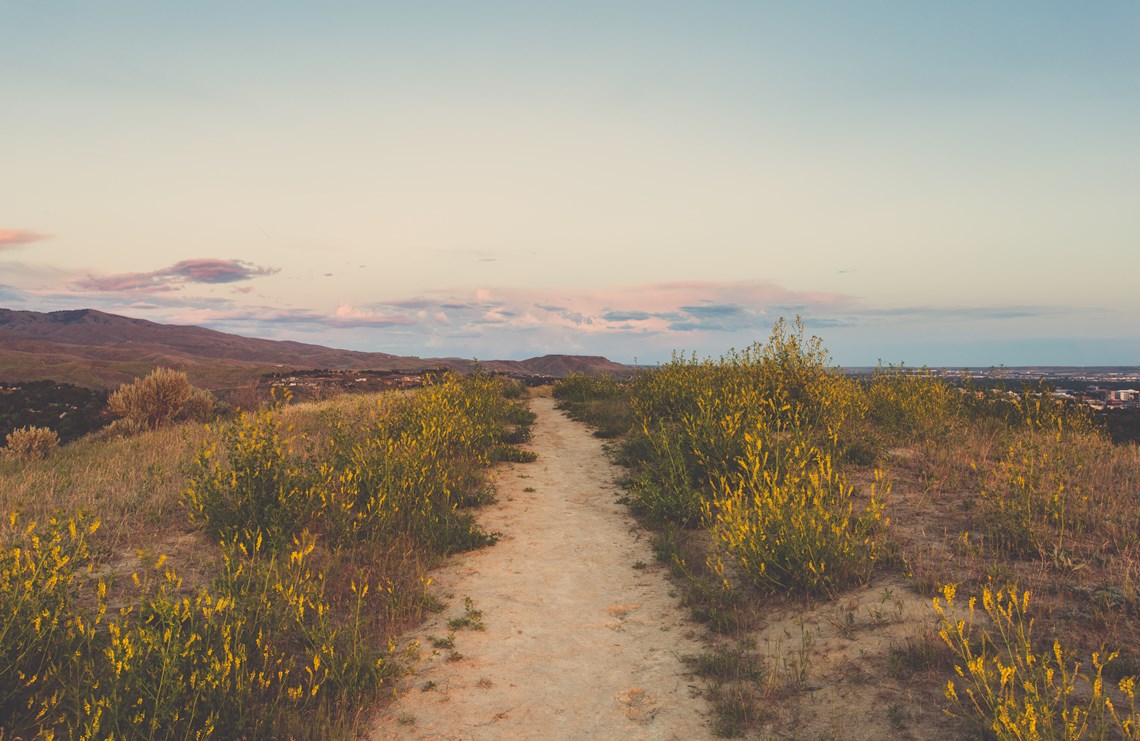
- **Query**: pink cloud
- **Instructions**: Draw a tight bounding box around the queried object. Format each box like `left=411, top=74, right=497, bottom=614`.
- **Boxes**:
left=73, top=258, right=279, bottom=293
left=356, top=281, right=859, bottom=340
left=331, top=303, right=415, bottom=327
left=0, top=229, right=48, bottom=249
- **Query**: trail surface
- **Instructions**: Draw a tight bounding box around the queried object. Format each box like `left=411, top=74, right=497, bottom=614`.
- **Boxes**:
left=370, top=396, right=710, bottom=740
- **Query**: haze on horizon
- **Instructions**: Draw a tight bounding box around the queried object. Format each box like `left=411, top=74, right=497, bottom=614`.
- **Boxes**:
left=2, top=1, right=1138, bottom=368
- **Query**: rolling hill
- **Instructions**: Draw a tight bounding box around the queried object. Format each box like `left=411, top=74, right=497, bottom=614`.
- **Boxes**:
left=0, top=308, right=630, bottom=389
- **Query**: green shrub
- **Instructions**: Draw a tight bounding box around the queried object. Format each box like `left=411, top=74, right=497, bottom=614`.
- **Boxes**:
left=866, top=365, right=959, bottom=442
left=184, top=405, right=315, bottom=553
left=0, top=513, right=100, bottom=734
left=708, top=420, right=889, bottom=595
left=185, top=372, right=531, bottom=555
left=935, top=583, right=1138, bottom=739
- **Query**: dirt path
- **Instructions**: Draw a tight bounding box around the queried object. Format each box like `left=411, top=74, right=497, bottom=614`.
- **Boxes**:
left=369, top=396, right=711, bottom=740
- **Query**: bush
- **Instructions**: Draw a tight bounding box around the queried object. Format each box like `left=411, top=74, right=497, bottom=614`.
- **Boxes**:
left=3, top=425, right=60, bottom=460
left=866, top=365, right=959, bottom=442
left=708, top=421, right=889, bottom=594
left=0, top=513, right=405, bottom=738
left=185, top=372, right=532, bottom=555
left=935, top=583, right=1138, bottom=739
left=108, top=367, right=217, bottom=432
left=0, top=513, right=100, bottom=733
left=184, top=405, right=316, bottom=553
left=553, top=373, right=632, bottom=437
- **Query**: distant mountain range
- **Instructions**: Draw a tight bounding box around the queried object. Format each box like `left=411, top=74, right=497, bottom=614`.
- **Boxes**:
left=0, top=308, right=630, bottom=389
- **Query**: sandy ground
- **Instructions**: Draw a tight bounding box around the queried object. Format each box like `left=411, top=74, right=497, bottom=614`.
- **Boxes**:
left=369, top=396, right=713, bottom=740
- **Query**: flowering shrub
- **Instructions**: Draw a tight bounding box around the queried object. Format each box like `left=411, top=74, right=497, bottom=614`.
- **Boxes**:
left=935, top=583, right=1138, bottom=739
left=1, top=371, right=533, bottom=737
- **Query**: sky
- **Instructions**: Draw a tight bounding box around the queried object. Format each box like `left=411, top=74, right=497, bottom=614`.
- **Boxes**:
left=2, top=1, right=1138, bottom=367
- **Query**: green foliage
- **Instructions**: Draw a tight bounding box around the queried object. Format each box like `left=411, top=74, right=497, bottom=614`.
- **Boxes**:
left=935, top=584, right=1138, bottom=739
left=1, top=371, right=534, bottom=738
left=708, top=412, right=889, bottom=594
left=186, top=372, right=530, bottom=556
left=866, top=365, right=960, bottom=442
left=184, top=405, right=315, bottom=553
left=0, top=515, right=407, bottom=738
left=624, top=318, right=886, bottom=594
left=553, top=373, right=632, bottom=438
left=626, top=424, right=703, bottom=527
left=552, top=372, right=624, bottom=404
left=0, top=513, right=99, bottom=732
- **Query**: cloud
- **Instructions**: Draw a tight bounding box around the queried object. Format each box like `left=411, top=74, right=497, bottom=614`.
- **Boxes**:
left=329, top=303, right=415, bottom=327
left=602, top=310, right=653, bottom=322
left=325, top=281, right=855, bottom=344
left=859, top=305, right=1061, bottom=323
left=73, top=258, right=279, bottom=293
left=0, top=229, right=48, bottom=249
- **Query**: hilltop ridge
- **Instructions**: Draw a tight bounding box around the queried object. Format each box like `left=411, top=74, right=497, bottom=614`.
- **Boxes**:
left=0, top=308, right=630, bottom=388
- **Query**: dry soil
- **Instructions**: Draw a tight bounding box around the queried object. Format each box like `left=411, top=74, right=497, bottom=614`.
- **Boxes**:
left=369, top=396, right=713, bottom=740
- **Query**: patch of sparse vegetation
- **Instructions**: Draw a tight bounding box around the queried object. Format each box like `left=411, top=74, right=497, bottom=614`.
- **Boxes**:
left=447, top=597, right=485, bottom=632
left=553, top=372, right=632, bottom=438
left=558, top=317, right=1139, bottom=738
left=0, top=372, right=534, bottom=738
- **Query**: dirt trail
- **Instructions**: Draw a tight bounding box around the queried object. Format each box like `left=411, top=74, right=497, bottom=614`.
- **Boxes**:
left=370, top=396, right=711, bottom=740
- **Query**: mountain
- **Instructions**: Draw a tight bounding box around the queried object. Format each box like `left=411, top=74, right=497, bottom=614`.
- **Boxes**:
left=0, top=308, right=631, bottom=389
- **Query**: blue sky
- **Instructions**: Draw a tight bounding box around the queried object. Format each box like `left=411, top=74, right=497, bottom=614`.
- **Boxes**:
left=2, top=1, right=1138, bottom=366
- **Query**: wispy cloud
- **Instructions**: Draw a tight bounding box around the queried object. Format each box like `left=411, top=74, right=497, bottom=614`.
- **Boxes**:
left=286, top=281, right=858, bottom=348
left=4, top=272, right=1113, bottom=365
left=73, top=258, right=279, bottom=293
left=0, top=229, right=48, bottom=250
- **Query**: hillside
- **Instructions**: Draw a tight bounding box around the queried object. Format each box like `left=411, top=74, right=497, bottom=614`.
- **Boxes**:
left=0, top=308, right=630, bottom=389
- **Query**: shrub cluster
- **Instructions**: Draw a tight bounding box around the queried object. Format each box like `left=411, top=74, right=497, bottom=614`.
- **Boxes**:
left=0, top=515, right=409, bottom=738
left=552, top=373, right=631, bottom=438
left=1, top=371, right=535, bottom=738
left=185, top=371, right=526, bottom=554
left=612, top=318, right=885, bottom=595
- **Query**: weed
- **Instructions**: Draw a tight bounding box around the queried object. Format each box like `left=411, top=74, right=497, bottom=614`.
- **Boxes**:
left=934, top=583, right=1138, bottom=738
left=430, top=633, right=455, bottom=649
left=448, top=597, right=485, bottom=631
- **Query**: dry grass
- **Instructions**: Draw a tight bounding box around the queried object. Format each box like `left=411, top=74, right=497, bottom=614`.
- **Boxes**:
left=0, top=420, right=216, bottom=554
left=0, top=374, right=535, bottom=738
